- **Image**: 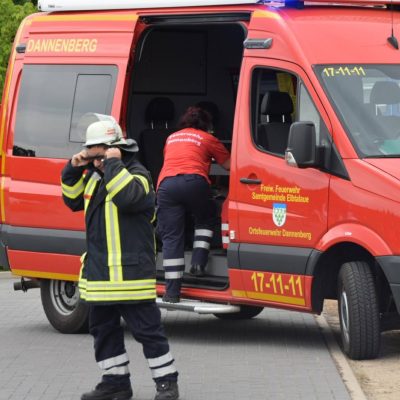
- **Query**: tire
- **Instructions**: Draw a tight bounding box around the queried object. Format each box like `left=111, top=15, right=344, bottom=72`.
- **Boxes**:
left=40, top=279, right=89, bottom=333
left=337, top=261, right=380, bottom=360
left=214, top=305, right=263, bottom=320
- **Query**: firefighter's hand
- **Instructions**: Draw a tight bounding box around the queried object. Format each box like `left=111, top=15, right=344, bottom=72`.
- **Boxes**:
left=105, top=147, right=121, bottom=160
left=71, top=150, right=90, bottom=167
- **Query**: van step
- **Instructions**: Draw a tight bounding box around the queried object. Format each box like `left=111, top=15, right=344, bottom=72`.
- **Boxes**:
left=156, top=271, right=228, bottom=290
left=156, top=298, right=240, bottom=314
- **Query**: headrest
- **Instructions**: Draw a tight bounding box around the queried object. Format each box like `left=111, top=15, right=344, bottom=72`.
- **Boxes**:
left=196, top=101, right=219, bottom=125
left=145, top=97, right=175, bottom=122
left=338, top=76, right=363, bottom=101
left=370, top=81, right=400, bottom=105
left=261, top=91, right=293, bottom=116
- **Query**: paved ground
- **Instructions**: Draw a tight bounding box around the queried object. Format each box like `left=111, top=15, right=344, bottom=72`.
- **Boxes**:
left=0, top=274, right=351, bottom=400
left=323, top=300, right=400, bottom=400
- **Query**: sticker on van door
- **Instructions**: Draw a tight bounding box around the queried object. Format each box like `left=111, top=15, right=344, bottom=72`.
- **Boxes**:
left=272, top=203, right=286, bottom=227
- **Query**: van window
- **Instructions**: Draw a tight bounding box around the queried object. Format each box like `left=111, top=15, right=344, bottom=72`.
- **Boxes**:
left=316, top=64, right=400, bottom=157
left=13, top=65, right=117, bottom=158
left=251, top=68, right=329, bottom=155
left=251, top=68, right=297, bottom=156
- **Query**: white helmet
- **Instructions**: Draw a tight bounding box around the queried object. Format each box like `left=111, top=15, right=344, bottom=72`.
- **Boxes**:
left=79, top=113, right=138, bottom=151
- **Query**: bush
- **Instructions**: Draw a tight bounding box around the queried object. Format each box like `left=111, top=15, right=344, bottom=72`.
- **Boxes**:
left=0, top=0, right=36, bottom=95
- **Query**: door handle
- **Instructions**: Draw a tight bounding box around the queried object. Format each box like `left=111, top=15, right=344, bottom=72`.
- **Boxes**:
left=240, top=177, right=262, bottom=185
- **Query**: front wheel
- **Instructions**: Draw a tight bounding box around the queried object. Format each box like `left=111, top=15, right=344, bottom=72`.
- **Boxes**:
left=40, top=279, right=89, bottom=333
left=337, top=261, right=380, bottom=360
left=214, top=305, right=263, bottom=320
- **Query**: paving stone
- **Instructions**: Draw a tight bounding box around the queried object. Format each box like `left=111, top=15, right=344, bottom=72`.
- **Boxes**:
left=0, top=277, right=351, bottom=400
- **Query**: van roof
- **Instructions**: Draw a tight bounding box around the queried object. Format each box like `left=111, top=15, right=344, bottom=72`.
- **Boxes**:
left=38, top=0, right=400, bottom=12
left=38, top=0, right=260, bottom=12
left=23, top=1, right=400, bottom=66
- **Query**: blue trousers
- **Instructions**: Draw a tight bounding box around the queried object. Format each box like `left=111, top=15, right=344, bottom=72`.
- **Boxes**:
left=157, top=174, right=217, bottom=296
left=89, top=302, right=178, bottom=386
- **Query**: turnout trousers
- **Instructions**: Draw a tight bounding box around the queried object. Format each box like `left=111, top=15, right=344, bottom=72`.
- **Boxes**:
left=89, top=302, right=178, bottom=387
left=157, top=174, right=217, bottom=297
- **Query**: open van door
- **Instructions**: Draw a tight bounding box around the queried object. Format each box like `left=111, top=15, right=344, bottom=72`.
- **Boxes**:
left=230, top=56, right=332, bottom=310
left=5, top=12, right=140, bottom=332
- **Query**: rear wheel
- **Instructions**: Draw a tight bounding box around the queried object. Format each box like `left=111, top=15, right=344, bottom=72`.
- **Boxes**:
left=214, top=305, right=263, bottom=320
left=337, top=261, right=380, bottom=360
left=40, top=279, right=89, bottom=333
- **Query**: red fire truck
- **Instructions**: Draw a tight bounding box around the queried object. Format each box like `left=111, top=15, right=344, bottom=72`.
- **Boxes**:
left=2, top=0, right=400, bottom=360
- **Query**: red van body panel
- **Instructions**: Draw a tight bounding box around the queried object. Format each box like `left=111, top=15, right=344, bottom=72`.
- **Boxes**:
left=2, top=2, right=400, bottom=317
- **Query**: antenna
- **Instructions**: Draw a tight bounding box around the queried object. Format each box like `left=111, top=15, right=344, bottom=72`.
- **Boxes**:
left=388, top=0, right=399, bottom=49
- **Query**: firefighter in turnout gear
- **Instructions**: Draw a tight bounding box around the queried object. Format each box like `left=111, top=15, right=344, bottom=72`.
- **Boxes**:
left=61, top=114, right=179, bottom=400
left=157, top=107, right=230, bottom=303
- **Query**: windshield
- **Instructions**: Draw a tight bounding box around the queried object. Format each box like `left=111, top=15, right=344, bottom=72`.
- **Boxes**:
left=315, top=65, right=400, bottom=158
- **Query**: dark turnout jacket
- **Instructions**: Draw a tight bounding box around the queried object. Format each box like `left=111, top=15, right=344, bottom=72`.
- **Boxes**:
left=61, top=154, right=156, bottom=304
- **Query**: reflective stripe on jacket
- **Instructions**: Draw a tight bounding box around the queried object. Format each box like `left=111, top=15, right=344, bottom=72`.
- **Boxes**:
left=61, top=155, right=156, bottom=304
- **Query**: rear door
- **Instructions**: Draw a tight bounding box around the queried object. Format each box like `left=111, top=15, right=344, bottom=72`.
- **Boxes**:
left=4, top=12, right=138, bottom=279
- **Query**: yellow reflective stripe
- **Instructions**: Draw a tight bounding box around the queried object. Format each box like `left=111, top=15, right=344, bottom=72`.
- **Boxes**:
left=78, top=277, right=87, bottom=298
left=105, top=194, right=122, bottom=281
left=85, top=279, right=156, bottom=291
left=61, top=176, right=85, bottom=199
left=78, top=252, right=87, bottom=296
left=132, top=174, right=150, bottom=195
left=82, top=290, right=157, bottom=302
left=84, top=173, right=100, bottom=213
left=79, top=281, right=87, bottom=291
left=150, top=212, right=156, bottom=224
left=106, top=169, right=134, bottom=199
left=80, top=252, right=87, bottom=263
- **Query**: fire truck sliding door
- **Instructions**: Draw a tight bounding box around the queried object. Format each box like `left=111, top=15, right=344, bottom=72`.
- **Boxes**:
left=5, top=14, right=138, bottom=279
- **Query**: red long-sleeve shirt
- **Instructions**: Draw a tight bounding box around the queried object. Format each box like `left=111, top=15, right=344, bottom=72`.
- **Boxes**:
left=157, top=128, right=230, bottom=188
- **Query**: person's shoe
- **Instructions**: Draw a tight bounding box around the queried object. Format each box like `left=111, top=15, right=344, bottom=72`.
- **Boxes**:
left=154, top=381, right=179, bottom=400
left=81, top=382, right=133, bottom=400
left=162, top=294, right=180, bottom=303
left=189, top=264, right=206, bottom=277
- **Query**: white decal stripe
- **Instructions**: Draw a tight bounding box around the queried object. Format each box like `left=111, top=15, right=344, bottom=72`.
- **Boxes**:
left=194, top=229, right=213, bottom=237
left=103, top=365, right=130, bottom=375
left=163, top=258, right=185, bottom=267
left=165, top=271, right=184, bottom=279
left=193, top=240, right=211, bottom=250
left=151, top=364, right=178, bottom=379
left=98, top=353, right=129, bottom=369
left=148, top=352, right=173, bottom=368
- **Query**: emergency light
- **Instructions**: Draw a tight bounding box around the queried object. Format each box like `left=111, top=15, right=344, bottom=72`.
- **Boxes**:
left=38, top=0, right=260, bottom=12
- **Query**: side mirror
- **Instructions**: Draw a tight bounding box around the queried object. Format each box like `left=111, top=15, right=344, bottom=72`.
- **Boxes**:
left=285, top=121, right=318, bottom=168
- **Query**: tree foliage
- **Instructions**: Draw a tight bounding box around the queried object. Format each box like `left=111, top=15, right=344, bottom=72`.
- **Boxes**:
left=14, top=1, right=38, bottom=5
left=0, top=0, right=36, bottom=96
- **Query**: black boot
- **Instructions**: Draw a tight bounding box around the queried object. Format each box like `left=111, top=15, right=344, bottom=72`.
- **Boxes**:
left=81, top=382, right=133, bottom=400
left=154, top=381, right=179, bottom=400
left=162, top=293, right=180, bottom=303
left=163, top=279, right=181, bottom=303
left=189, top=264, right=206, bottom=277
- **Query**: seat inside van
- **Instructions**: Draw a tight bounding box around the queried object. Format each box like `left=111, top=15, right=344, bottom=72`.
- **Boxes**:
left=139, top=97, right=175, bottom=186
left=369, top=81, right=400, bottom=141
left=257, top=91, right=294, bottom=155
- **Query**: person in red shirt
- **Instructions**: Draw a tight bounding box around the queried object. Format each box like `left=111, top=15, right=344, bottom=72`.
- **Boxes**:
left=157, top=106, right=230, bottom=303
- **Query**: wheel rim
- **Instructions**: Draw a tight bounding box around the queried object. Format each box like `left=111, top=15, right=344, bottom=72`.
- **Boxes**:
left=340, top=288, right=350, bottom=345
left=49, top=280, right=80, bottom=316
